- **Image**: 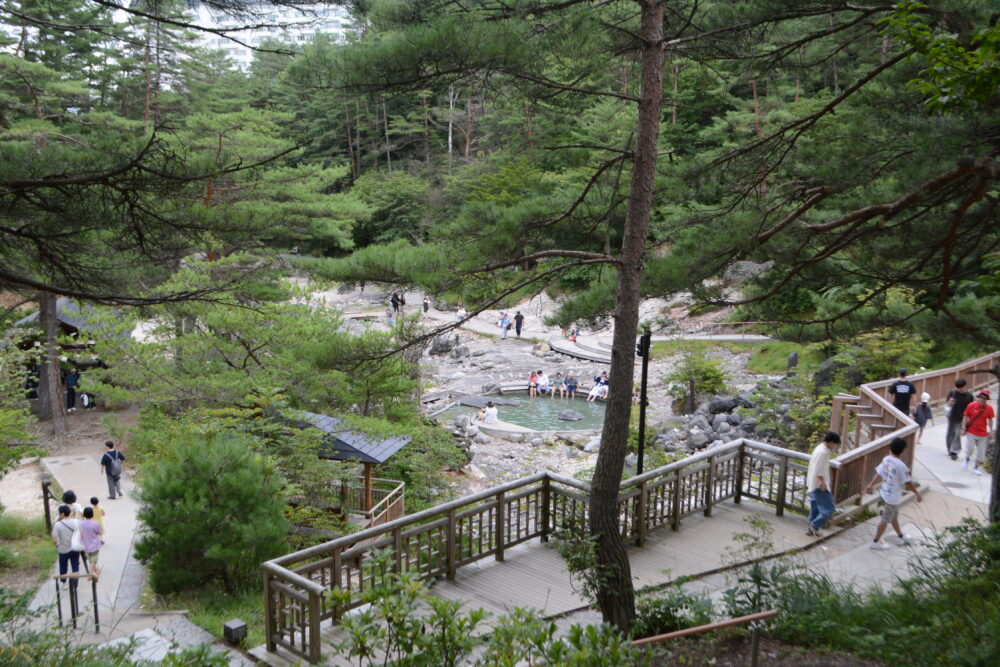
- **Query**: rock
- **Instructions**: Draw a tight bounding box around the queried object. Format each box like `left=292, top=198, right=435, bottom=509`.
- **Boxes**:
left=471, top=349, right=488, bottom=357
left=711, top=413, right=729, bottom=431
left=530, top=437, right=544, bottom=447
left=687, top=429, right=710, bottom=448
left=709, top=396, right=737, bottom=414
left=474, top=433, right=490, bottom=444
left=723, top=260, right=774, bottom=282
left=481, top=353, right=510, bottom=364
left=695, top=402, right=711, bottom=416
left=661, top=440, right=687, bottom=453
left=583, top=436, right=602, bottom=453
left=708, top=439, right=726, bottom=449
left=463, top=463, right=487, bottom=480
left=455, top=415, right=471, bottom=429
left=814, top=356, right=863, bottom=393
left=478, top=361, right=495, bottom=370
left=430, top=334, right=460, bottom=355
left=450, top=344, right=471, bottom=359
left=465, top=425, right=479, bottom=438
left=565, top=447, right=579, bottom=459
left=787, top=351, right=799, bottom=375
left=717, top=421, right=732, bottom=434
left=533, top=342, right=549, bottom=353
left=558, top=409, right=584, bottom=421
left=689, top=415, right=711, bottom=432
left=739, top=419, right=757, bottom=434
left=549, top=356, right=565, bottom=364
left=624, top=453, right=638, bottom=468
left=728, top=412, right=743, bottom=425
left=735, top=394, right=754, bottom=409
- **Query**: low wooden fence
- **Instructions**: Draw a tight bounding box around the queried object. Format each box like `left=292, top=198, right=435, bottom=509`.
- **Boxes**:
left=262, top=439, right=811, bottom=663
left=335, top=477, right=405, bottom=528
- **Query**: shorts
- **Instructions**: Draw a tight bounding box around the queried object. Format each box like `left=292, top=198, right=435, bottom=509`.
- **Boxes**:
left=880, top=502, right=900, bottom=524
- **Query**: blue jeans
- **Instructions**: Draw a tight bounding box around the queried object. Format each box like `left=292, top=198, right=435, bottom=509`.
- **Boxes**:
left=58, top=550, right=80, bottom=588
left=808, top=489, right=835, bottom=530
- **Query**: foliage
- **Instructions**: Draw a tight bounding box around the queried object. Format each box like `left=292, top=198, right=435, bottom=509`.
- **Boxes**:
left=632, top=587, right=715, bottom=639
left=722, top=515, right=789, bottom=619
left=154, top=585, right=266, bottom=651
left=330, top=548, right=645, bottom=666
left=134, top=434, right=288, bottom=594
left=0, top=333, right=39, bottom=506
left=749, top=376, right=832, bottom=452
left=663, top=351, right=728, bottom=401
left=767, top=519, right=1000, bottom=665
left=0, top=515, right=53, bottom=580
left=552, top=517, right=614, bottom=608
left=745, top=341, right=828, bottom=376
left=831, top=328, right=933, bottom=386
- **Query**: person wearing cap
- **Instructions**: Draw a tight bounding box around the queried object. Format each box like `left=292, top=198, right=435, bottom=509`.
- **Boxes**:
left=961, top=390, right=994, bottom=475
left=888, top=368, right=916, bottom=416
left=912, top=392, right=933, bottom=445
left=945, top=378, right=974, bottom=460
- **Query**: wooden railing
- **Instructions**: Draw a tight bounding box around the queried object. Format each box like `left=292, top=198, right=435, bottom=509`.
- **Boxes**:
left=335, top=477, right=405, bottom=528
left=829, top=351, right=999, bottom=504
left=262, top=439, right=811, bottom=663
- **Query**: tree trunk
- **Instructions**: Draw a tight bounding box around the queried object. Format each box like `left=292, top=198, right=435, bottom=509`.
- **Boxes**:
left=447, top=85, right=456, bottom=157
left=464, top=88, right=474, bottom=159
left=37, top=293, right=67, bottom=436
left=382, top=99, right=392, bottom=172
left=588, top=0, right=664, bottom=634
left=422, top=93, right=431, bottom=163
left=344, top=104, right=357, bottom=179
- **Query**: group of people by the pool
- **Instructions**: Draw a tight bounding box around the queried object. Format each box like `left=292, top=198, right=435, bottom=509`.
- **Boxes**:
left=475, top=371, right=610, bottom=423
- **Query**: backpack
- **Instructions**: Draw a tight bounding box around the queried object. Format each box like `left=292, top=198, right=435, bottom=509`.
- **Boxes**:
left=108, top=452, right=122, bottom=478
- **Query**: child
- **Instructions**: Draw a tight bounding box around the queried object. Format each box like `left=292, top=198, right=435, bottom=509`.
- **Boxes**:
left=528, top=371, right=538, bottom=397
left=79, top=506, right=103, bottom=580
left=565, top=374, right=578, bottom=399
left=90, top=496, right=106, bottom=539
left=864, top=437, right=922, bottom=549
left=912, top=392, right=933, bottom=444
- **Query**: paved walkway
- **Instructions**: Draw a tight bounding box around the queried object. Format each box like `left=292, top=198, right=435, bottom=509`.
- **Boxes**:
left=28, top=453, right=252, bottom=664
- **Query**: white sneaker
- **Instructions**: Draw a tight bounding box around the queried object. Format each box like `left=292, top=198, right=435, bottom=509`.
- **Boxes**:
left=974, top=468, right=984, bottom=476
left=963, top=459, right=970, bottom=470
left=897, top=534, right=913, bottom=545
left=870, top=540, right=892, bottom=550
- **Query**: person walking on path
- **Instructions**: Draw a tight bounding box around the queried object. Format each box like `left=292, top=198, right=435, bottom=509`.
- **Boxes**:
left=390, top=292, right=400, bottom=314
left=806, top=431, right=841, bottom=537
left=65, top=368, right=81, bottom=413
left=945, top=378, right=974, bottom=460
left=864, top=437, right=922, bottom=550
left=90, top=496, right=106, bottom=539
left=100, top=440, right=125, bottom=499
left=51, top=505, right=81, bottom=589
left=514, top=311, right=525, bottom=338
left=78, top=506, right=103, bottom=580
left=913, top=392, right=933, bottom=444
left=62, top=490, right=84, bottom=519
left=499, top=312, right=510, bottom=340
left=888, top=368, right=917, bottom=416
left=422, top=296, right=430, bottom=314
left=961, top=389, right=995, bottom=476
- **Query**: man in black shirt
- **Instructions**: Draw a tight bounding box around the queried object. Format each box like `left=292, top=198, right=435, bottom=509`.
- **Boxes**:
left=888, top=368, right=916, bottom=416
left=945, top=378, right=974, bottom=460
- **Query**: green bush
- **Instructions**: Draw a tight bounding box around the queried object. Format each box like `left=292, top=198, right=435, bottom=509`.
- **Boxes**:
left=664, top=351, right=728, bottom=402
left=633, top=588, right=714, bottom=638
left=134, top=435, right=288, bottom=594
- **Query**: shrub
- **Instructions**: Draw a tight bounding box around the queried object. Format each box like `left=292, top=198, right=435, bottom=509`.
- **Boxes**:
left=664, top=351, right=728, bottom=403
left=134, top=434, right=288, bottom=594
left=633, top=588, right=715, bottom=638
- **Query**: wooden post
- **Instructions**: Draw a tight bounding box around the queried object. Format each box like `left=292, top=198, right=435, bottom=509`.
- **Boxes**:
left=495, top=491, right=506, bottom=562
left=636, top=480, right=647, bottom=547
left=264, top=570, right=276, bottom=652
left=704, top=455, right=715, bottom=517
left=776, top=456, right=788, bottom=517
left=308, top=590, right=322, bottom=664
left=41, top=474, right=53, bottom=532
left=363, top=463, right=373, bottom=515
left=540, top=476, right=551, bottom=543
left=332, top=550, right=342, bottom=622
left=672, top=469, right=682, bottom=530
left=446, top=509, right=457, bottom=579
left=393, top=527, right=403, bottom=573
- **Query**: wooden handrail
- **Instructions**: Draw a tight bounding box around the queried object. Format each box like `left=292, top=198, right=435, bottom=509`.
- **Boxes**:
left=632, top=609, right=780, bottom=647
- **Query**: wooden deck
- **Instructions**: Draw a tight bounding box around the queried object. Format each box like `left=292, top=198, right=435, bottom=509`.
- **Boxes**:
left=252, top=499, right=811, bottom=665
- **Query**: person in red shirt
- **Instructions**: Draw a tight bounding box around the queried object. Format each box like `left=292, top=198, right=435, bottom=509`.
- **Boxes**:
left=961, top=390, right=995, bottom=476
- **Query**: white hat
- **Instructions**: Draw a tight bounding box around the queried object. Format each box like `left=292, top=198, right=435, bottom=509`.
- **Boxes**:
left=920, top=392, right=931, bottom=402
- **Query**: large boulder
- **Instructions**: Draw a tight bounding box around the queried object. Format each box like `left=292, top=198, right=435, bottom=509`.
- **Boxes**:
left=455, top=414, right=471, bottom=430
left=687, top=429, right=710, bottom=448
left=481, top=353, right=511, bottom=364
left=689, top=415, right=711, bottom=432
left=583, top=436, right=602, bottom=453
left=711, top=413, right=730, bottom=431
left=709, top=396, right=738, bottom=414
left=558, top=409, right=584, bottom=421
left=450, top=344, right=471, bottom=359
left=430, top=334, right=460, bottom=355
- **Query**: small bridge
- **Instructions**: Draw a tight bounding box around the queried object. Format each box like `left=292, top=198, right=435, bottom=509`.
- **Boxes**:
left=255, top=352, right=999, bottom=664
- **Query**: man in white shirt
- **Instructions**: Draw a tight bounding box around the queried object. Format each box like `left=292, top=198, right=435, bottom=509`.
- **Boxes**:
left=806, top=431, right=841, bottom=537
left=864, top=437, right=922, bottom=549
left=536, top=371, right=551, bottom=396
left=477, top=401, right=498, bottom=424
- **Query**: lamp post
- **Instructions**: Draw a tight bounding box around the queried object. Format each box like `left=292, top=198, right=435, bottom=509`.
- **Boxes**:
left=635, top=330, right=652, bottom=475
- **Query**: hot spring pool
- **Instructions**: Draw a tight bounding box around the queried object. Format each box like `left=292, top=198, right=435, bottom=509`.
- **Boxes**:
left=438, top=395, right=605, bottom=431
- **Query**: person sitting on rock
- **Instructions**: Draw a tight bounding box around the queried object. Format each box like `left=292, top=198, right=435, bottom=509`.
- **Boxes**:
left=476, top=401, right=498, bottom=424
left=565, top=374, right=578, bottom=399
left=528, top=371, right=538, bottom=397
left=553, top=372, right=566, bottom=398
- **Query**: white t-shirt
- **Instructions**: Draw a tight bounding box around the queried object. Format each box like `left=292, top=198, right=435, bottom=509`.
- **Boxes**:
left=876, top=455, right=911, bottom=505
left=482, top=406, right=498, bottom=424
left=537, top=374, right=550, bottom=388
left=807, top=443, right=832, bottom=492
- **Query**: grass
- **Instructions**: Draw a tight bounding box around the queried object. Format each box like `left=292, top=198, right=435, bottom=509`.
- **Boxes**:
left=146, top=584, right=265, bottom=649
left=0, top=514, right=56, bottom=592
left=745, top=341, right=827, bottom=375
left=649, top=339, right=758, bottom=360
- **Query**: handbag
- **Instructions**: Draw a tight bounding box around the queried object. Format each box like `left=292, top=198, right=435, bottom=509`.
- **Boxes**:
left=66, top=521, right=84, bottom=552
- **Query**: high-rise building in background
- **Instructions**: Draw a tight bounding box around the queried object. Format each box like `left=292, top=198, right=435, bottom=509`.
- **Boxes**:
left=187, top=1, right=353, bottom=69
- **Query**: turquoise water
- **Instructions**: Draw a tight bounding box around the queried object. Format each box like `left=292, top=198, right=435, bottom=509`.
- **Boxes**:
left=438, top=395, right=605, bottom=431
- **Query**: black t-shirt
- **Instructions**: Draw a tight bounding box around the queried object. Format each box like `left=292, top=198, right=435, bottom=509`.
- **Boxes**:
left=947, top=389, right=974, bottom=423
left=888, top=380, right=916, bottom=413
